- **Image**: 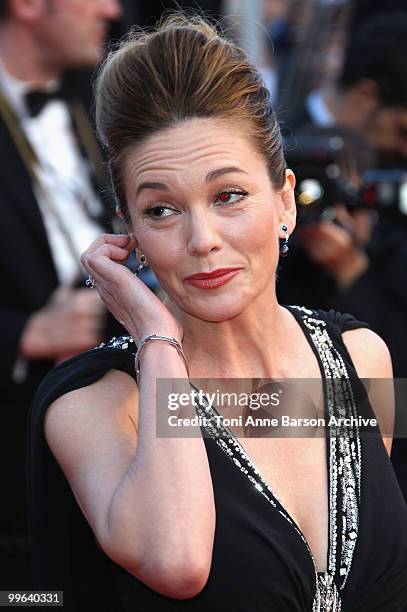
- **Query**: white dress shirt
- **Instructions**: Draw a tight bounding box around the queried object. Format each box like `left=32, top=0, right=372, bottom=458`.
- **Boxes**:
left=0, top=60, right=104, bottom=287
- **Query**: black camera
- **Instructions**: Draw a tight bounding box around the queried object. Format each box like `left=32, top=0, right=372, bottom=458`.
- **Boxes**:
left=284, top=134, right=407, bottom=225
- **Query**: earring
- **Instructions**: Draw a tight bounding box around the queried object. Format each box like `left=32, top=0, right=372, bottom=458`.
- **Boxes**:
left=279, top=224, right=289, bottom=257
left=136, top=253, right=148, bottom=275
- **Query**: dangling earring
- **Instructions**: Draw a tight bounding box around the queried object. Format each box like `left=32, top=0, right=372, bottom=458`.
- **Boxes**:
left=136, top=253, right=148, bottom=275
left=279, top=224, right=290, bottom=257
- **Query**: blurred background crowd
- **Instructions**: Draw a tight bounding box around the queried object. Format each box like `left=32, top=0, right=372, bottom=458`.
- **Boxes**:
left=0, top=0, right=406, bottom=590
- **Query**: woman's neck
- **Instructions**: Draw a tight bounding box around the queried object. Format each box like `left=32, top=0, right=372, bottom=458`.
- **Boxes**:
left=175, top=288, right=292, bottom=380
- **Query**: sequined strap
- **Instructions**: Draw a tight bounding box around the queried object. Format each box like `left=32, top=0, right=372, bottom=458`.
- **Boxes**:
left=291, top=306, right=361, bottom=594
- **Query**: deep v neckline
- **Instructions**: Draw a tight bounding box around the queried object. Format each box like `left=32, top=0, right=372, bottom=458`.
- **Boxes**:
left=193, top=304, right=332, bottom=577
left=281, top=305, right=332, bottom=574
left=189, top=305, right=361, bottom=610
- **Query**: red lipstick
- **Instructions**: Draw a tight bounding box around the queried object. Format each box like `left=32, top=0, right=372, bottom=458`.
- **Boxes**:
left=184, top=268, right=242, bottom=289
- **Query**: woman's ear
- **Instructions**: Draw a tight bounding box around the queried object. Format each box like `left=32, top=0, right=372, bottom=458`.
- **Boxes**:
left=115, top=205, right=125, bottom=219
left=127, top=232, right=140, bottom=252
left=113, top=209, right=130, bottom=239
left=279, top=169, right=296, bottom=235
left=115, top=205, right=138, bottom=245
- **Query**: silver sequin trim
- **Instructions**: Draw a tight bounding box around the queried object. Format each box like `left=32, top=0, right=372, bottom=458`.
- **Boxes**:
left=95, top=335, right=135, bottom=350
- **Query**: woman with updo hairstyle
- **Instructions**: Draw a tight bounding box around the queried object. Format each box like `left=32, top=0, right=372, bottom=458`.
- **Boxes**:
left=29, top=13, right=407, bottom=612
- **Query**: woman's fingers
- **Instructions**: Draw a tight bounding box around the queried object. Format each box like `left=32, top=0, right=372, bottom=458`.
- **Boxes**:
left=82, top=241, right=143, bottom=293
left=81, top=234, right=137, bottom=274
left=90, top=243, right=132, bottom=263
left=96, top=233, right=130, bottom=249
left=82, top=233, right=134, bottom=259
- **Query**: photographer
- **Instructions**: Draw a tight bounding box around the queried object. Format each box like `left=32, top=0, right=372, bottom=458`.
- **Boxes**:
left=278, top=125, right=376, bottom=299
left=281, top=12, right=407, bottom=504
left=277, top=127, right=407, bottom=501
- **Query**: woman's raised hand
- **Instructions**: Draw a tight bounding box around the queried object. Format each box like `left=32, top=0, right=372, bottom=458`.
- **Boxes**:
left=80, top=234, right=183, bottom=344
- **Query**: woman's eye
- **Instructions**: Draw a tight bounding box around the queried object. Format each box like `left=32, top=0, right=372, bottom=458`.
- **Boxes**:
left=144, top=190, right=248, bottom=218
left=144, top=205, right=177, bottom=219
left=214, top=190, right=248, bottom=205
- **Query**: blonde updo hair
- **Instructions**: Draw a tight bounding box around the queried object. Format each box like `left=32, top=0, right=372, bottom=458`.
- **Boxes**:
left=95, top=13, right=286, bottom=219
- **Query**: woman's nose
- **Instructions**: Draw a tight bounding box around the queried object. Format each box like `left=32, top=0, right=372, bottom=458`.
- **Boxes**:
left=186, top=210, right=223, bottom=257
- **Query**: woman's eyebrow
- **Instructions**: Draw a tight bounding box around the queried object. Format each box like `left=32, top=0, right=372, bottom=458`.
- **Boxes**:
left=205, top=166, right=248, bottom=183
left=136, top=181, right=168, bottom=197
left=135, top=167, right=248, bottom=197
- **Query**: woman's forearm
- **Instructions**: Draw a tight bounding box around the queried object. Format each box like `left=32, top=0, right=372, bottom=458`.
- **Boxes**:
left=104, top=342, right=215, bottom=595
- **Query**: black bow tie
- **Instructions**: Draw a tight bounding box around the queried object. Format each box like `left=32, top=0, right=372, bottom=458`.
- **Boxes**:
left=24, top=84, right=70, bottom=118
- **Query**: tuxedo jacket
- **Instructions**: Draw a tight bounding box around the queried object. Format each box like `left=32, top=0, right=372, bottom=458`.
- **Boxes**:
left=0, top=70, right=115, bottom=398
left=0, top=72, right=121, bottom=535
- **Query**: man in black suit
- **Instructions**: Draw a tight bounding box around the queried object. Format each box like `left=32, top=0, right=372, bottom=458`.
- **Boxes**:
left=0, top=0, right=122, bottom=588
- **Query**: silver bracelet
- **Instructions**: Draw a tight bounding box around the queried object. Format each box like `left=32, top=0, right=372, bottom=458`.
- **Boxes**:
left=134, top=334, right=189, bottom=385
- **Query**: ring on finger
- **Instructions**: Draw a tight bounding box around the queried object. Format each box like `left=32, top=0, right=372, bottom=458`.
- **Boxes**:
left=85, top=275, right=97, bottom=289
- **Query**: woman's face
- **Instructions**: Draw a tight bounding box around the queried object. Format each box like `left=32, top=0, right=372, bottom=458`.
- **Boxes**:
left=123, top=117, right=295, bottom=322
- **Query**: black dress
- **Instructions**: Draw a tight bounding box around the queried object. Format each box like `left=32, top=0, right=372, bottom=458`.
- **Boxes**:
left=28, top=306, right=407, bottom=611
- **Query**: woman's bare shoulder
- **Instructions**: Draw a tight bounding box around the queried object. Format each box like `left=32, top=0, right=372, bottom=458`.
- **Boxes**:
left=44, top=368, right=139, bottom=438
left=342, top=327, right=394, bottom=455
left=44, top=368, right=139, bottom=550
left=341, top=327, right=393, bottom=379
